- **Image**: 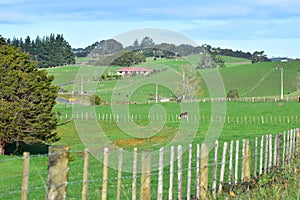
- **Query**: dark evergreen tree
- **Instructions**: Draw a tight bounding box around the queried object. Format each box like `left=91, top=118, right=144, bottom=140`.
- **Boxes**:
left=251, top=51, right=270, bottom=63
left=7, top=34, right=75, bottom=68
left=23, top=36, right=32, bottom=54
left=0, top=40, right=59, bottom=155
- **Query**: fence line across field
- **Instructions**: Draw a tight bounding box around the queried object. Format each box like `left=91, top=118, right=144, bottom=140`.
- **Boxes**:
left=57, top=112, right=300, bottom=125
left=54, top=96, right=300, bottom=108
left=6, top=128, right=298, bottom=199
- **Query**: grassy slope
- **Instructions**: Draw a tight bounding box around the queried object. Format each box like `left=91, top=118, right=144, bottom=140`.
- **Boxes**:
left=46, top=57, right=300, bottom=102
left=220, top=61, right=300, bottom=97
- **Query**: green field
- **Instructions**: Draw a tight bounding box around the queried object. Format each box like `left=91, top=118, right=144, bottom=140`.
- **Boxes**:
left=47, top=56, right=300, bottom=103
left=53, top=101, right=300, bottom=150
left=1, top=56, right=300, bottom=199
left=1, top=101, right=300, bottom=199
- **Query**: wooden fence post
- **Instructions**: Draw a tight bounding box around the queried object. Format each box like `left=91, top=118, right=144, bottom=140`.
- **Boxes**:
left=273, top=135, right=278, bottom=167
left=259, top=136, right=264, bottom=176
left=254, top=137, right=258, bottom=177
left=282, top=132, right=286, bottom=167
left=22, top=152, right=30, bottom=200
left=177, top=145, right=183, bottom=200
left=241, top=140, right=246, bottom=180
left=212, top=141, right=219, bottom=197
left=297, top=128, right=300, bottom=156
left=291, top=129, right=296, bottom=159
left=244, top=140, right=251, bottom=183
left=82, top=149, right=90, bottom=200
left=268, top=135, right=273, bottom=170
left=157, top=147, right=164, bottom=200
left=140, top=151, right=151, bottom=200
left=132, top=148, right=138, bottom=200
left=228, top=141, right=233, bottom=185
left=289, top=130, right=293, bottom=160
left=218, top=142, right=228, bottom=193
left=276, top=134, right=282, bottom=167
left=187, top=144, right=192, bottom=200
left=102, top=147, right=109, bottom=200
left=286, top=130, right=290, bottom=163
left=168, top=146, right=175, bottom=200
left=117, top=149, right=123, bottom=200
left=235, top=140, right=239, bottom=184
left=264, top=135, right=269, bottom=173
left=46, top=146, right=70, bottom=200
left=196, top=144, right=200, bottom=198
left=199, top=143, right=208, bottom=199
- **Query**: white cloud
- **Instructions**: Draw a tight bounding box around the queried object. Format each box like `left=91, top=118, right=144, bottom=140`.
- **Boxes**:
left=138, top=5, right=253, bottom=19
left=0, top=12, right=38, bottom=23
left=259, top=0, right=300, bottom=4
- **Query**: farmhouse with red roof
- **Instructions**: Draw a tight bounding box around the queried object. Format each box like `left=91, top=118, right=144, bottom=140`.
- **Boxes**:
left=117, top=67, right=152, bottom=76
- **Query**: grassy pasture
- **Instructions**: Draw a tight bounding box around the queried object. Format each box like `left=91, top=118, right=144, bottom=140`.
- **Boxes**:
left=1, top=101, right=300, bottom=199
left=53, top=101, right=300, bottom=150
left=46, top=57, right=300, bottom=104
left=2, top=56, right=300, bottom=199
left=220, top=61, right=300, bottom=97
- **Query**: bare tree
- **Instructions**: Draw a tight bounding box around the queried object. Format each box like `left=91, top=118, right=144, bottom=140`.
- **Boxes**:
left=176, top=65, right=203, bottom=101
left=294, top=70, right=300, bottom=92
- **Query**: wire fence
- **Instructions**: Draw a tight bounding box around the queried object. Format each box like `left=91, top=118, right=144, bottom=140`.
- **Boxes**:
left=0, top=128, right=299, bottom=200
left=56, top=112, right=300, bottom=125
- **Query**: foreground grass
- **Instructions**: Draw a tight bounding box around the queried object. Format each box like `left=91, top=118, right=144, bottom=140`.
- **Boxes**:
left=213, top=158, right=300, bottom=200
left=1, top=101, right=299, bottom=199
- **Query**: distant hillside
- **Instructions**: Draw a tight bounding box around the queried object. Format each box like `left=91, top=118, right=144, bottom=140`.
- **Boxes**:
left=219, top=60, right=300, bottom=97
left=47, top=56, right=300, bottom=102
left=72, top=37, right=266, bottom=62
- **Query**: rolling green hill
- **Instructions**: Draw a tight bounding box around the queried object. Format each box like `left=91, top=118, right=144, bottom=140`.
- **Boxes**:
left=46, top=56, right=300, bottom=102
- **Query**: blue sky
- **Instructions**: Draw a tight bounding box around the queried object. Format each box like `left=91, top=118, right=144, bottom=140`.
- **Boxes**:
left=1, top=0, right=300, bottom=58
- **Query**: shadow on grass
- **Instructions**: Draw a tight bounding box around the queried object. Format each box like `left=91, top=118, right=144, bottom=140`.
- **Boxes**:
left=5, top=142, right=49, bottom=155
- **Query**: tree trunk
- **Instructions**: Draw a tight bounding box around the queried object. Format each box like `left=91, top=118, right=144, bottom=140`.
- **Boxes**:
left=0, top=139, right=5, bottom=155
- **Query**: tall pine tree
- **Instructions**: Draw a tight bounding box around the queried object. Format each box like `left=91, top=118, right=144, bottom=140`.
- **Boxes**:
left=0, top=38, right=59, bottom=155
left=7, top=34, right=75, bottom=68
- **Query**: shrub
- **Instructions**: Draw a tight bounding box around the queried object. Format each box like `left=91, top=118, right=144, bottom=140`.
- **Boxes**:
left=227, top=88, right=239, bottom=100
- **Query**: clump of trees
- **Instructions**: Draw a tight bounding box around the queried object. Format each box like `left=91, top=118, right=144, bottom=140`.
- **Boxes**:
left=6, top=34, right=75, bottom=68
left=251, top=51, right=270, bottom=63
left=73, top=36, right=271, bottom=66
left=88, top=39, right=124, bottom=58
left=90, top=94, right=102, bottom=105
left=111, top=51, right=146, bottom=66
left=198, top=45, right=225, bottom=69
left=227, top=89, right=239, bottom=100
left=0, top=36, right=59, bottom=155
